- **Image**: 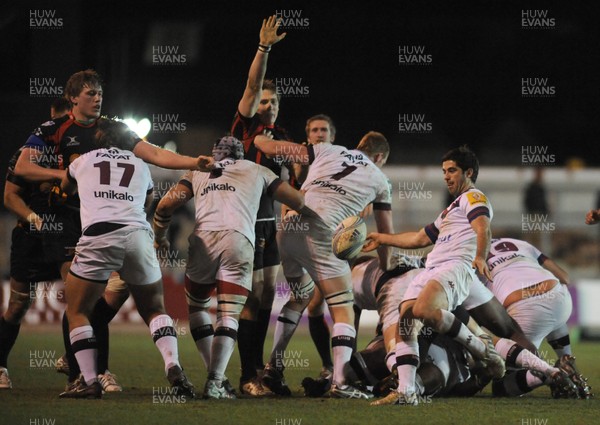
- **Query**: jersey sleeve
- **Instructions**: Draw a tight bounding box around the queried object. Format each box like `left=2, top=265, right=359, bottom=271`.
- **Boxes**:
left=516, top=239, right=545, bottom=264
left=462, top=190, right=492, bottom=223
left=373, top=176, right=392, bottom=209
left=25, top=117, right=67, bottom=150
left=67, top=155, right=82, bottom=182
left=178, top=170, right=194, bottom=192
left=258, top=164, right=279, bottom=193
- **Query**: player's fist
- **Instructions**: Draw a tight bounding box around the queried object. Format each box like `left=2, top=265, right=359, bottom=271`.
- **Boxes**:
left=48, top=183, right=67, bottom=207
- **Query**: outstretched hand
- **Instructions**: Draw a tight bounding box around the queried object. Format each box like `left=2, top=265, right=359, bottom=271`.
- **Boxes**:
left=362, top=233, right=381, bottom=252
left=260, top=15, right=287, bottom=46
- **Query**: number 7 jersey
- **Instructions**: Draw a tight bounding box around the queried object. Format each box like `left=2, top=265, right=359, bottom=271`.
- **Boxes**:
left=301, top=143, right=392, bottom=229
left=66, top=148, right=153, bottom=233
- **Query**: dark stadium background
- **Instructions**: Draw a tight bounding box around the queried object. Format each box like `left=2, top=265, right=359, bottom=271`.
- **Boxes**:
left=0, top=0, right=598, bottom=210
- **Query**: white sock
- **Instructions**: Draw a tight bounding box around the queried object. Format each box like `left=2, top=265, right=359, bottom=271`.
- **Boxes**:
left=270, top=306, right=302, bottom=368
left=331, top=323, right=356, bottom=387
left=70, top=325, right=97, bottom=385
left=526, top=370, right=546, bottom=387
left=395, top=340, right=419, bottom=395
left=149, top=314, right=179, bottom=373
left=209, top=315, right=238, bottom=381
left=495, top=338, right=555, bottom=376
left=437, top=309, right=486, bottom=358
left=189, top=310, right=213, bottom=368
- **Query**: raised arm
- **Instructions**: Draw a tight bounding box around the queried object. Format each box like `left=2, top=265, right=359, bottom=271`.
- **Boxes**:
left=254, top=136, right=310, bottom=165
left=363, top=227, right=432, bottom=252
left=133, top=141, right=214, bottom=171
left=470, top=215, right=492, bottom=281
left=14, top=147, right=65, bottom=182
left=238, top=15, right=286, bottom=117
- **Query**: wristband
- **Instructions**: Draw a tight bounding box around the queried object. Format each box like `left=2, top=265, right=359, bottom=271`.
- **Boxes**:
left=258, top=44, right=271, bottom=53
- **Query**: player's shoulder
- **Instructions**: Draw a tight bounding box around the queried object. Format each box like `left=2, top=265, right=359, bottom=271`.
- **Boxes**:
left=461, top=188, right=490, bottom=207
left=32, top=114, right=71, bottom=138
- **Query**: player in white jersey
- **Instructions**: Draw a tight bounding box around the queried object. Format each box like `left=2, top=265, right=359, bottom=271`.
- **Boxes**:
left=153, top=136, right=309, bottom=399
left=254, top=131, right=394, bottom=399
left=365, top=146, right=505, bottom=405
left=485, top=238, right=592, bottom=399
left=58, top=119, right=196, bottom=399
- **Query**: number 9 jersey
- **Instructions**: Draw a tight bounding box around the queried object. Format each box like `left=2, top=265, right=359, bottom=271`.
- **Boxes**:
left=66, top=147, right=153, bottom=233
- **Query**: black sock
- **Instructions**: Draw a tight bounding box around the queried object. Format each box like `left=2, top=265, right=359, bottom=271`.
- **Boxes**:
left=238, top=319, right=258, bottom=381
left=492, top=369, right=534, bottom=397
left=308, top=314, right=332, bottom=368
left=90, top=297, right=119, bottom=373
left=255, top=309, right=271, bottom=369
left=62, top=312, right=80, bottom=381
left=0, top=317, right=21, bottom=368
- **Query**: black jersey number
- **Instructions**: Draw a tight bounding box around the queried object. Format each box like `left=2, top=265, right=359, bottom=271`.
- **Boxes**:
left=94, top=161, right=135, bottom=187
left=331, top=163, right=357, bottom=181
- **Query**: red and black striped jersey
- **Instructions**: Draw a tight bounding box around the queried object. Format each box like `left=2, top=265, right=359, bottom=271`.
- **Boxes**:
left=231, top=110, right=292, bottom=219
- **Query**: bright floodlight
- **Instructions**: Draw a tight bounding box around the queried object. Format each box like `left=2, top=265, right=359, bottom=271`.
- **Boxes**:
left=123, top=117, right=151, bottom=139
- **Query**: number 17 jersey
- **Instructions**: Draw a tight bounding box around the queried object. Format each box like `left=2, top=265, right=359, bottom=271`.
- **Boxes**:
left=301, top=143, right=392, bottom=229
left=67, top=148, right=153, bottom=233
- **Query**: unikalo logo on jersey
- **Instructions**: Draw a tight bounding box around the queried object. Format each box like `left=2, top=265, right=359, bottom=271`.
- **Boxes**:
left=310, top=180, right=347, bottom=195
left=487, top=252, right=522, bottom=272
left=94, top=190, right=134, bottom=201
left=199, top=182, right=236, bottom=196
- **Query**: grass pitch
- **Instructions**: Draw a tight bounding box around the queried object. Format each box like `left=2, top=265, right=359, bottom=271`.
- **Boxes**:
left=2, top=324, right=598, bottom=425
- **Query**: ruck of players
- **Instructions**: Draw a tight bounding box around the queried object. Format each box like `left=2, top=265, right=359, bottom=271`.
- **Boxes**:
left=0, top=14, right=593, bottom=407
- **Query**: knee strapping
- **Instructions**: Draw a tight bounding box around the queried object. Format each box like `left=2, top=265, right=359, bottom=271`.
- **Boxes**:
left=185, top=289, right=211, bottom=309
left=325, top=289, right=354, bottom=308
left=289, top=278, right=315, bottom=301
left=216, top=293, right=247, bottom=320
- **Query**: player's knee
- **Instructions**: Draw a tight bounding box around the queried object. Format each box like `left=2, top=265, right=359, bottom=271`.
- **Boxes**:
left=288, top=277, right=315, bottom=304
left=216, top=292, right=248, bottom=321
left=6, top=290, right=32, bottom=323
left=324, top=289, right=354, bottom=309
left=186, top=288, right=212, bottom=312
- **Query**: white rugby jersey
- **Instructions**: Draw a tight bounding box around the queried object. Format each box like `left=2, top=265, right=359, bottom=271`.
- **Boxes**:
left=180, top=159, right=279, bottom=246
left=301, top=143, right=392, bottom=229
left=424, top=188, right=493, bottom=268
left=67, top=148, right=153, bottom=232
left=485, top=238, right=557, bottom=304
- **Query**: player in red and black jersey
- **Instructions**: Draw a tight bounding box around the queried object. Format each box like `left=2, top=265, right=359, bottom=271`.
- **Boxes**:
left=0, top=100, right=69, bottom=389
left=226, top=15, right=292, bottom=396
left=13, top=69, right=210, bottom=393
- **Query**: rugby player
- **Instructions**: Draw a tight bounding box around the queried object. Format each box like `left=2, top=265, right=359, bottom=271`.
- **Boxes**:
left=230, top=15, right=291, bottom=396
left=0, top=99, right=70, bottom=389
left=58, top=119, right=198, bottom=399
left=365, top=146, right=505, bottom=405
left=153, top=136, right=310, bottom=399
left=254, top=130, right=394, bottom=399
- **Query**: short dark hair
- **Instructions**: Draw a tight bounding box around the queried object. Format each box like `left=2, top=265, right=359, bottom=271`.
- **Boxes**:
left=305, top=114, right=336, bottom=138
left=262, top=79, right=280, bottom=101
left=51, top=97, right=71, bottom=115
left=356, top=131, right=389, bottom=159
left=65, top=69, right=103, bottom=101
left=95, top=118, right=136, bottom=151
left=442, top=145, right=480, bottom=183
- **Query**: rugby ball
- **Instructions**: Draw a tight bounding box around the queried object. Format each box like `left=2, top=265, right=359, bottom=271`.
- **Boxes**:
left=332, top=216, right=367, bottom=260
